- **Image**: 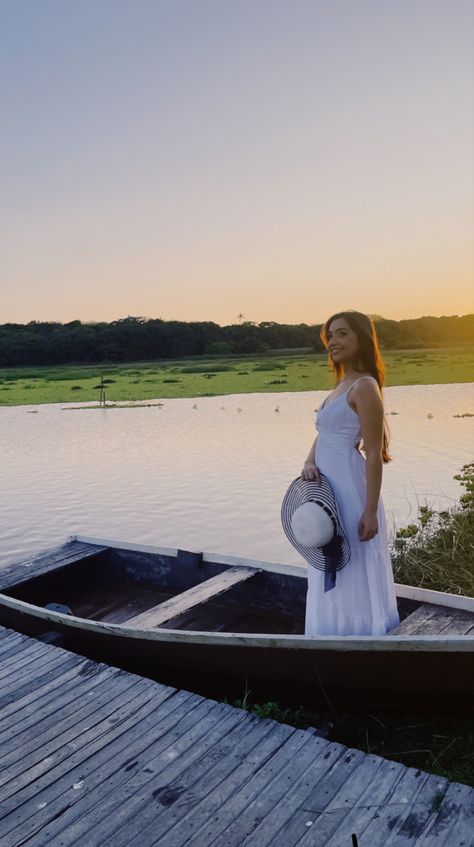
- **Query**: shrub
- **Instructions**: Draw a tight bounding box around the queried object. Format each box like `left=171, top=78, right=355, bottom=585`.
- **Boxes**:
left=391, top=463, right=474, bottom=596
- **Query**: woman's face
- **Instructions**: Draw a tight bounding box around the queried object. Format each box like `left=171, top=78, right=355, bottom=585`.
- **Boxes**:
left=326, top=318, right=359, bottom=369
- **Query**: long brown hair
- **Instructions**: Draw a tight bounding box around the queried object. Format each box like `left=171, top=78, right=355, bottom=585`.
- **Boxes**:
left=320, top=310, right=391, bottom=463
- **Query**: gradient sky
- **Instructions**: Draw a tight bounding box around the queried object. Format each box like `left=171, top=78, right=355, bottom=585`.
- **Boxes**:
left=1, top=0, right=473, bottom=326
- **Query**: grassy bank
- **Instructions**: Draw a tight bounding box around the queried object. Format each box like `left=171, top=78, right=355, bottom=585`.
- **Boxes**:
left=0, top=345, right=473, bottom=406
left=391, top=463, right=474, bottom=597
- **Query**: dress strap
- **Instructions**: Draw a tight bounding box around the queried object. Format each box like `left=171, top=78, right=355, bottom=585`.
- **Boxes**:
left=346, top=375, right=378, bottom=397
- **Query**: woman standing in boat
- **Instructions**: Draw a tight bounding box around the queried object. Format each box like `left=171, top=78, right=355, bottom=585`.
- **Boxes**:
left=301, top=310, right=400, bottom=636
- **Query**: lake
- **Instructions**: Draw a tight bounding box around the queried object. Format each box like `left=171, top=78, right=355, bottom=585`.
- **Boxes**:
left=0, top=383, right=472, bottom=570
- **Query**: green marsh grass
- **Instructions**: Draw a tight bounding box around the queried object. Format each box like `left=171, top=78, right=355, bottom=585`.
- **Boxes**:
left=0, top=345, right=473, bottom=406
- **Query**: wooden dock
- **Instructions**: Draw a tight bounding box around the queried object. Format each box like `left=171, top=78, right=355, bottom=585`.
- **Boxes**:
left=0, top=626, right=472, bottom=847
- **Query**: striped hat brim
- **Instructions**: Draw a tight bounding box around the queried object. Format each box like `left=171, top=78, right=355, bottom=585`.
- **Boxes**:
left=281, top=474, right=351, bottom=574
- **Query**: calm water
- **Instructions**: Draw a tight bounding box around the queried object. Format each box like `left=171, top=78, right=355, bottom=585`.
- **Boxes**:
left=0, top=384, right=472, bottom=570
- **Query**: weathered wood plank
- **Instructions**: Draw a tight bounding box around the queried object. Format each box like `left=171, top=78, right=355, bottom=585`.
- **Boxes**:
left=0, top=640, right=53, bottom=684
left=0, top=638, right=78, bottom=689
left=373, top=772, right=450, bottom=845
left=0, top=541, right=108, bottom=591
left=438, top=611, right=474, bottom=636
left=0, top=664, right=111, bottom=748
left=390, top=603, right=474, bottom=636
left=106, top=721, right=297, bottom=847
left=0, top=657, right=100, bottom=730
left=182, top=734, right=326, bottom=847
left=0, top=673, right=144, bottom=780
left=0, top=653, right=81, bottom=711
left=414, top=779, right=474, bottom=846
left=0, top=634, right=41, bottom=662
left=37, top=701, right=249, bottom=845
left=103, top=715, right=288, bottom=847
left=187, top=733, right=339, bottom=847
left=0, top=678, right=180, bottom=806
left=358, top=767, right=435, bottom=845
left=299, top=764, right=432, bottom=847
left=321, top=757, right=410, bottom=846
left=0, top=634, right=48, bottom=667
left=390, top=604, right=447, bottom=634
left=140, top=727, right=312, bottom=847
left=0, top=687, right=198, bottom=843
left=0, top=630, right=26, bottom=652
left=124, top=566, right=260, bottom=628
left=284, top=753, right=393, bottom=847
left=236, top=739, right=347, bottom=847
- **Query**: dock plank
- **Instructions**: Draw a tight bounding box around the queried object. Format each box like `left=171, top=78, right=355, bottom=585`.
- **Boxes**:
left=0, top=642, right=49, bottom=687
left=0, top=635, right=44, bottom=664
left=379, top=772, right=451, bottom=845
left=0, top=688, right=199, bottom=844
left=281, top=753, right=387, bottom=847
left=237, top=740, right=347, bottom=847
left=322, top=757, right=410, bottom=846
left=0, top=653, right=81, bottom=710
left=40, top=701, right=249, bottom=845
left=0, top=657, right=102, bottom=729
left=189, top=733, right=341, bottom=847
left=107, top=716, right=287, bottom=847
left=0, top=626, right=472, bottom=847
left=0, top=673, right=143, bottom=781
left=129, top=724, right=307, bottom=847
left=0, top=679, right=183, bottom=805
left=414, top=779, right=474, bottom=846
left=177, top=730, right=321, bottom=847
left=0, top=664, right=111, bottom=749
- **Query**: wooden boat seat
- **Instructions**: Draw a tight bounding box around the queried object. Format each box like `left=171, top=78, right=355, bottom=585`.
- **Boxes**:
left=124, top=566, right=261, bottom=628
left=390, top=602, right=474, bottom=635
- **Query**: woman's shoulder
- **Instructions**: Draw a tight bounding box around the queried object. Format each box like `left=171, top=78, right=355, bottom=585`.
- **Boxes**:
left=350, top=374, right=379, bottom=390
left=347, top=375, right=382, bottom=409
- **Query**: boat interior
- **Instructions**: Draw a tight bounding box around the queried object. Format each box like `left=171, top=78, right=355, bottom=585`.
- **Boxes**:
left=3, top=545, right=308, bottom=633
left=2, top=542, right=474, bottom=636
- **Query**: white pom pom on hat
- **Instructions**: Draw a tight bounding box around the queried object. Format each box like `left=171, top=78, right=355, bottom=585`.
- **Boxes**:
left=291, top=501, right=335, bottom=547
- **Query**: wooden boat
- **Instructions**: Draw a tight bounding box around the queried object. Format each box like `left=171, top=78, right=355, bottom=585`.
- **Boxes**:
left=1, top=535, right=473, bottom=708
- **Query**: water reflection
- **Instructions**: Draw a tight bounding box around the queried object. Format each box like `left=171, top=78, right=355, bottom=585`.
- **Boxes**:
left=0, top=383, right=472, bottom=569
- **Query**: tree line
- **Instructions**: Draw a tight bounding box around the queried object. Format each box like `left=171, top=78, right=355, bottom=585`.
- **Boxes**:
left=0, top=314, right=472, bottom=367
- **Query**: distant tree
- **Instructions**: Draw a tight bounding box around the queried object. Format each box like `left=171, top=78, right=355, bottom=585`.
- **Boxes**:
left=0, top=314, right=472, bottom=367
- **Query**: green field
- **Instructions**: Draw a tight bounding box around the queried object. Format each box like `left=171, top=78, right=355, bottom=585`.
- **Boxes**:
left=0, top=346, right=473, bottom=406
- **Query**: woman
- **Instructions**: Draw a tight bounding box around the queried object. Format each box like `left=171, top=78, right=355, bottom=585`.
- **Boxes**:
left=301, top=311, right=400, bottom=636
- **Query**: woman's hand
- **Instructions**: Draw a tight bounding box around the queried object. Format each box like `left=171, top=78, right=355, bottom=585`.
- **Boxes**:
left=358, top=508, right=378, bottom=542
left=301, top=461, right=321, bottom=483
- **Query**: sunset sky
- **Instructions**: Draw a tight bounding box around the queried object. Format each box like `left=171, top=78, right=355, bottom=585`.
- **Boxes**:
left=2, top=0, right=473, bottom=326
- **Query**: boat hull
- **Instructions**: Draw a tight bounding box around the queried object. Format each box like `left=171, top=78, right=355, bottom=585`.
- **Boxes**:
left=1, top=537, right=473, bottom=709
left=0, top=600, right=472, bottom=709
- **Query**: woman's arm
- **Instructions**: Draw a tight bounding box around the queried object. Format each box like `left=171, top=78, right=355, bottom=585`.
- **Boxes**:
left=301, top=435, right=320, bottom=482
left=352, top=380, right=384, bottom=541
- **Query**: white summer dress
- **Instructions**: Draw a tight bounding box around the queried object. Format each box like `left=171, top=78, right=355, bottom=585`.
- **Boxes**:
left=305, top=376, right=400, bottom=636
